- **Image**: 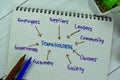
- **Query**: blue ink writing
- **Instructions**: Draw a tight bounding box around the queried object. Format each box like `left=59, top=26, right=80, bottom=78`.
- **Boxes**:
left=41, top=40, right=73, bottom=50
left=18, top=18, right=40, bottom=25
left=80, top=35, right=104, bottom=44
left=74, top=24, right=93, bottom=32
left=33, top=59, right=54, bottom=66
left=80, top=54, right=97, bottom=62
left=67, top=64, right=84, bottom=73
left=15, top=45, right=38, bottom=52
left=50, top=17, right=69, bottom=24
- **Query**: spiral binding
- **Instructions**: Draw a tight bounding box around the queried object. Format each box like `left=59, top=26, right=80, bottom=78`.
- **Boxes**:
left=16, top=7, right=112, bottom=22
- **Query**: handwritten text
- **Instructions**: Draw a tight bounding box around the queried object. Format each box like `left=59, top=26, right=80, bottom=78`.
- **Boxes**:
left=15, top=45, right=38, bottom=52
left=80, top=54, right=97, bottom=62
left=17, top=18, right=40, bottom=25
left=74, top=24, right=93, bottom=32
left=33, top=59, right=54, bottom=66
left=50, top=17, right=69, bottom=24
left=41, top=40, right=73, bottom=50
left=80, top=35, right=104, bottom=44
left=67, top=64, right=84, bottom=73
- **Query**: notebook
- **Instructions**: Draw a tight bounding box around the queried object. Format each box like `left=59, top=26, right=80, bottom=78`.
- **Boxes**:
left=7, top=7, right=113, bottom=80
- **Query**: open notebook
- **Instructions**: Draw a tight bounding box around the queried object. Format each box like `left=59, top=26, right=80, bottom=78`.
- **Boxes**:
left=7, top=7, right=113, bottom=80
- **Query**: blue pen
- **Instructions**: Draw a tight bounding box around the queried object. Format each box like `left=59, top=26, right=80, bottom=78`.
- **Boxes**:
left=16, top=57, right=32, bottom=80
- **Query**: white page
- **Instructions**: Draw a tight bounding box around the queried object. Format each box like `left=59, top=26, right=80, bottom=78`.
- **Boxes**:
left=7, top=7, right=113, bottom=80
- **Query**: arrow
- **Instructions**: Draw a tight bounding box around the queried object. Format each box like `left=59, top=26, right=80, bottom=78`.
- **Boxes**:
left=47, top=50, right=51, bottom=60
left=66, top=54, right=72, bottom=64
left=67, top=30, right=80, bottom=38
left=75, top=41, right=85, bottom=46
left=57, top=25, right=61, bottom=40
left=29, top=42, right=39, bottom=47
left=35, top=26, right=42, bottom=37
left=73, top=49, right=80, bottom=56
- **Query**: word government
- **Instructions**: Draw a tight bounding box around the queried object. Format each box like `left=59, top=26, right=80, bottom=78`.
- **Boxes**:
left=15, top=45, right=38, bottom=52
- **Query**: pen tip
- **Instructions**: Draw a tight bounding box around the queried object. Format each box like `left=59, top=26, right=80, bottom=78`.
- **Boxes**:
left=23, top=54, right=26, bottom=57
left=30, top=57, right=32, bottom=60
left=28, top=57, right=32, bottom=61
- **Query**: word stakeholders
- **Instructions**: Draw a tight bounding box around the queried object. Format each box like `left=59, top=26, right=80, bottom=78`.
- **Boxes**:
left=50, top=17, right=69, bottom=24
left=18, top=18, right=40, bottom=25
left=41, top=40, right=73, bottom=50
